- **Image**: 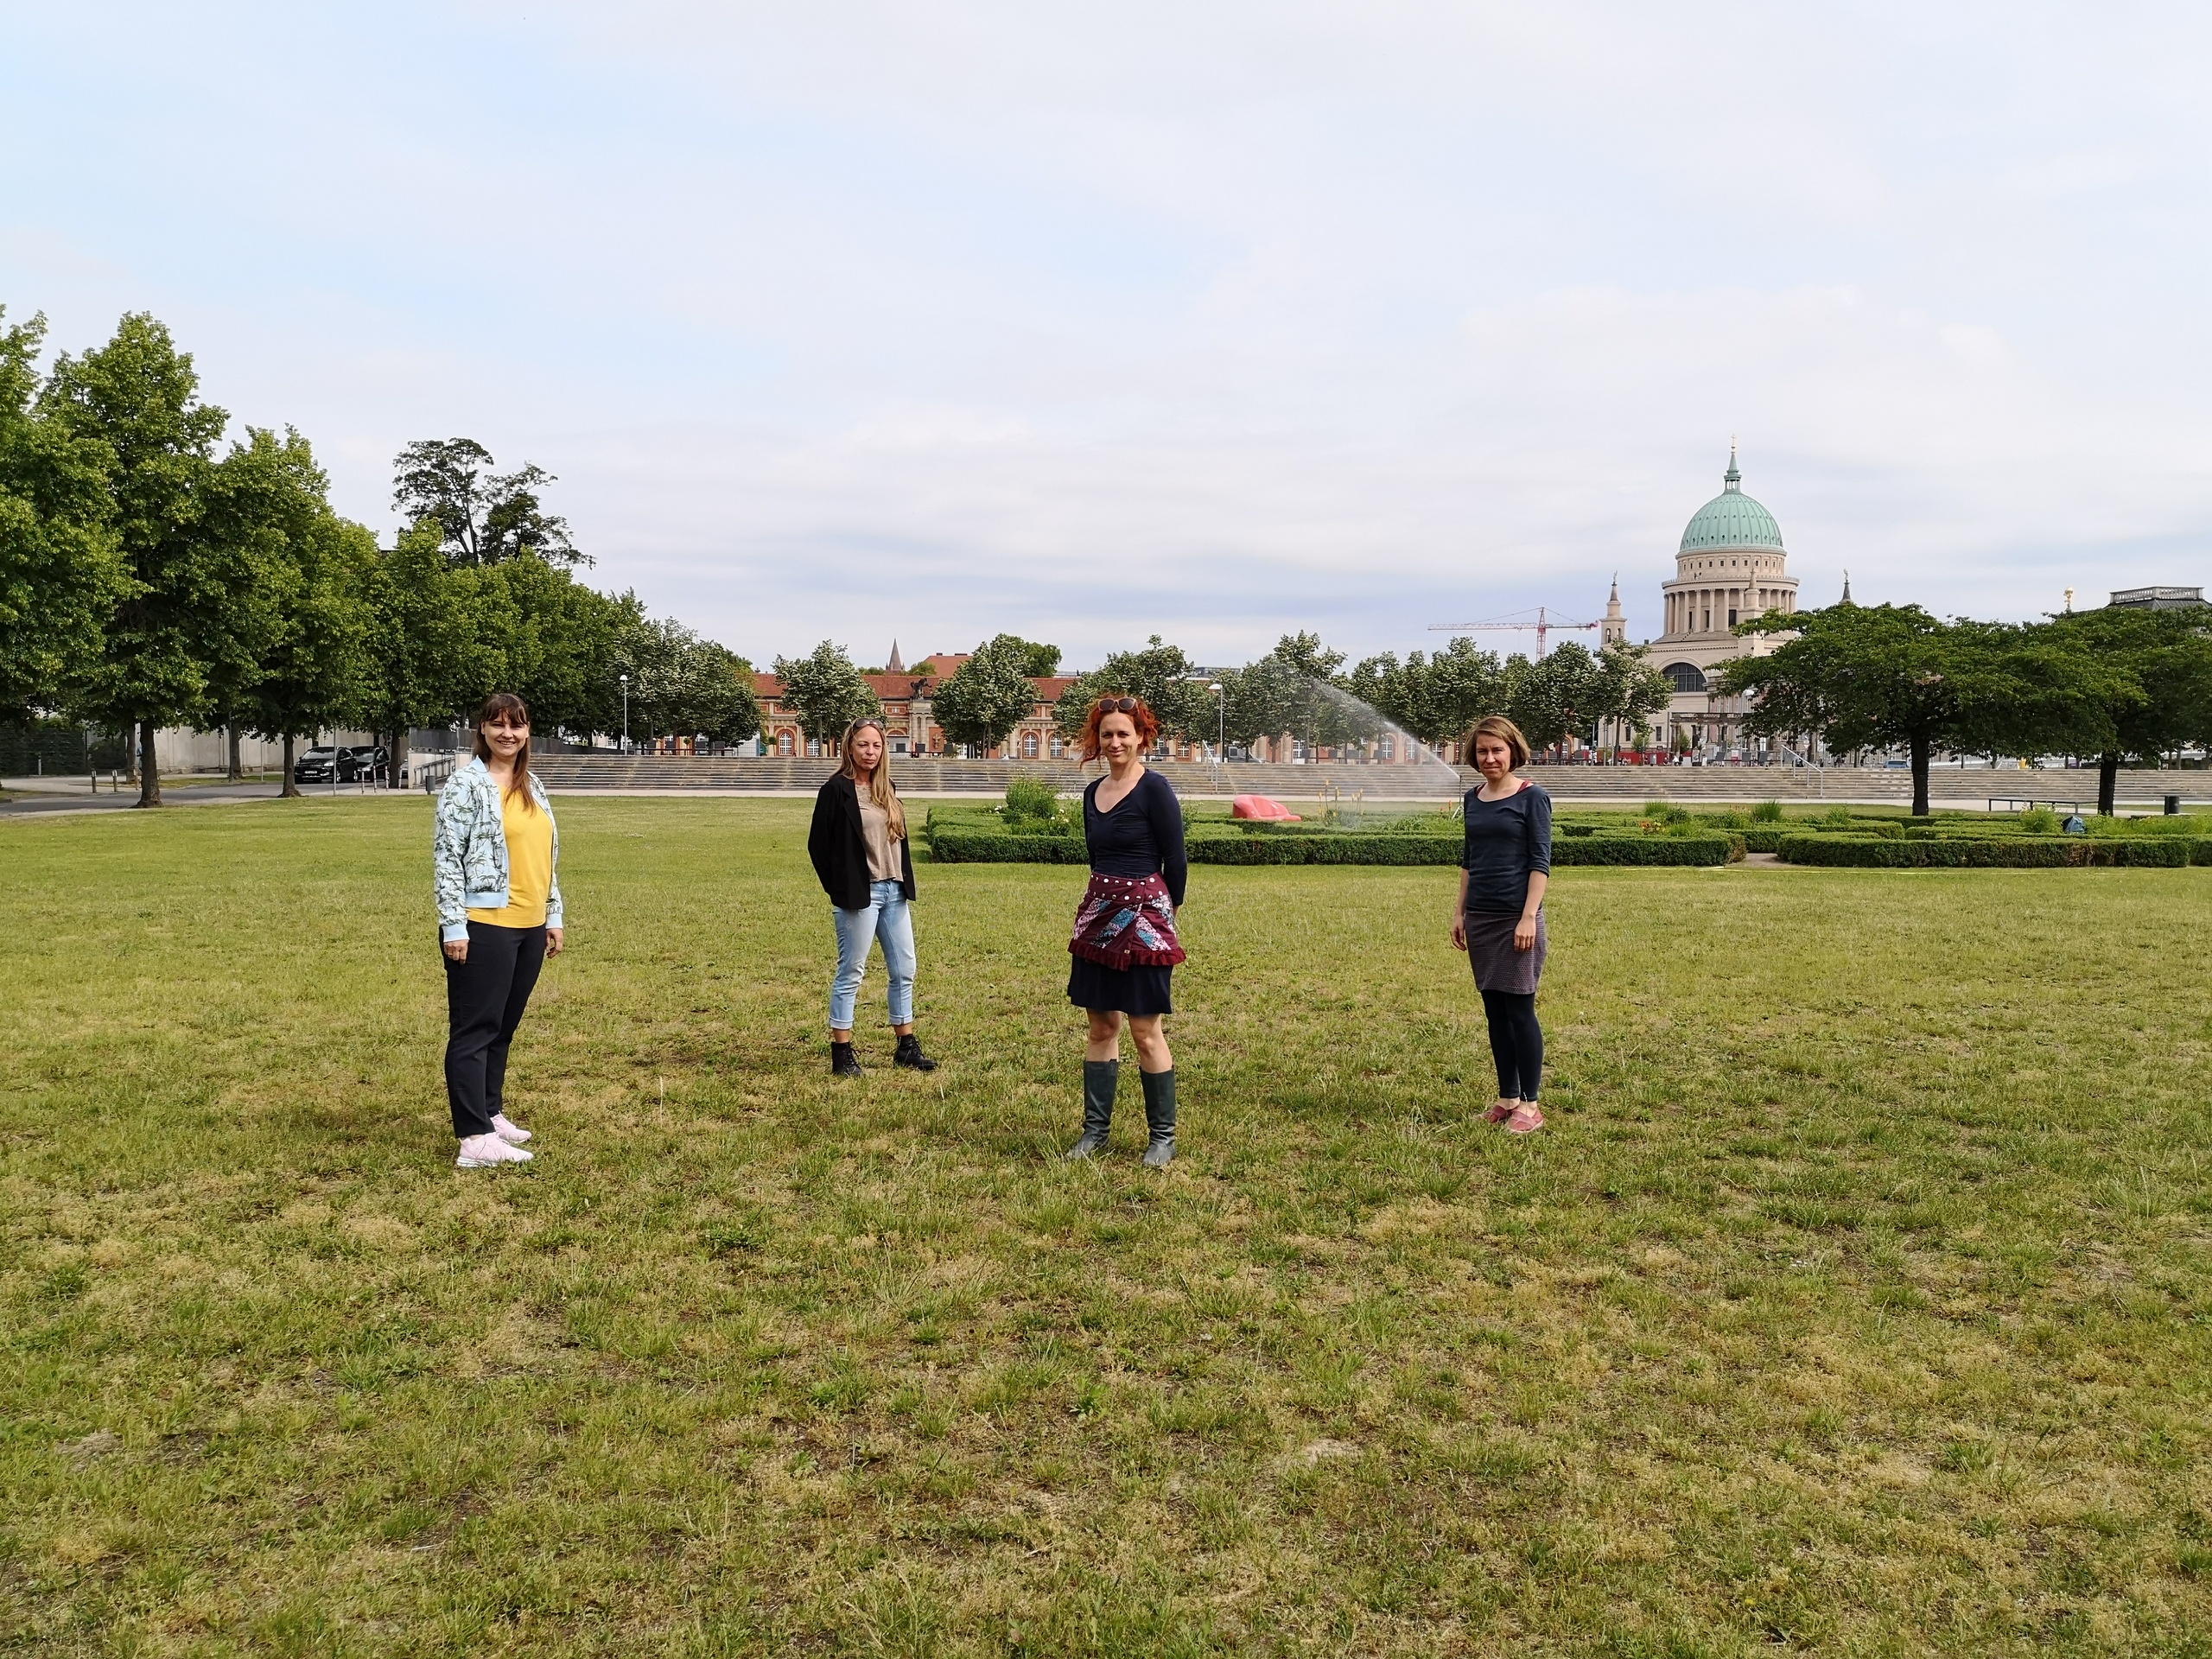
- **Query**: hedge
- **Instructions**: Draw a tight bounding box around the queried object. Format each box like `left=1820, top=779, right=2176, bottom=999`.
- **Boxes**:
left=927, top=830, right=1088, bottom=864
left=1776, top=834, right=2195, bottom=868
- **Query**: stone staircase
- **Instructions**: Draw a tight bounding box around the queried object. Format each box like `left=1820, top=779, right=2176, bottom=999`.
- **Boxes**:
left=527, top=753, right=2202, bottom=806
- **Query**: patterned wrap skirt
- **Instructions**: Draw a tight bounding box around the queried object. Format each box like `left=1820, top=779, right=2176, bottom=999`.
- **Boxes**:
left=1464, top=907, right=1545, bottom=995
left=1067, top=872, right=1183, bottom=1016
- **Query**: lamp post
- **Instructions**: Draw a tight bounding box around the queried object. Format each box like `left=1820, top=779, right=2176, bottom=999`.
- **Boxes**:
left=620, top=673, right=630, bottom=753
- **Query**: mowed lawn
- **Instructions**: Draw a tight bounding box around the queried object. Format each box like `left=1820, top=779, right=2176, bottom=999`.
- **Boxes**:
left=3, top=797, right=2208, bottom=1658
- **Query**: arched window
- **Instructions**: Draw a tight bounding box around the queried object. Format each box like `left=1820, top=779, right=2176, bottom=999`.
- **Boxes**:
left=1049, top=736, right=1065, bottom=759
left=1022, top=733, right=1039, bottom=758
left=1662, top=662, right=1707, bottom=693
left=776, top=730, right=794, bottom=755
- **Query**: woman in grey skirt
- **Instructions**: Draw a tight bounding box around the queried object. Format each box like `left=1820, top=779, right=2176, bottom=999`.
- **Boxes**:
left=1450, top=714, right=1550, bottom=1134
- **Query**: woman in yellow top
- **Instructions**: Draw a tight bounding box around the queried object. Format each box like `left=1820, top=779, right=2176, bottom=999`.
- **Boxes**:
left=432, top=692, right=565, bottom=1168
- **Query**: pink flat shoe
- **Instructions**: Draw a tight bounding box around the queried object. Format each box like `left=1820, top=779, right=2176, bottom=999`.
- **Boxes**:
left=1505, top=1104, right=1545, bottom=1135
left=1484, top=1102, right=1516, bottom=1124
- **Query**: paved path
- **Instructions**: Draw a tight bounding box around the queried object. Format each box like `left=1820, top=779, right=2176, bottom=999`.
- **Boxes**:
left=1, top=779, right=305, bottom=818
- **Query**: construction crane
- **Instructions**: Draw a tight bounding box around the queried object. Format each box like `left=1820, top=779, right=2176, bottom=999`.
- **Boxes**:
left=1429, top=606, right=1599, bottom=658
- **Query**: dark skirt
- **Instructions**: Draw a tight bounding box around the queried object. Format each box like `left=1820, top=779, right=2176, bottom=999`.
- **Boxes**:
left=1465, top=908, right=1545, bottom=995
left=1068, top=956, right=1174, bottom=1016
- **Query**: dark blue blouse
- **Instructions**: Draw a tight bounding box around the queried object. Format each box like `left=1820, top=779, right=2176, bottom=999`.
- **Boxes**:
left=1459, top=780, right=1551, bottom=912
left=1083, top=768, right=1187, bottom=906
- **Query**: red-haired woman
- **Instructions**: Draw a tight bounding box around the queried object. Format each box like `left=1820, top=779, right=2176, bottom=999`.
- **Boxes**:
left=1065, top=695, right=1186, bottom=1165
left=1451, top=714, right=1550, bottom=1135
left=432, top=692, right=563, bottom=1169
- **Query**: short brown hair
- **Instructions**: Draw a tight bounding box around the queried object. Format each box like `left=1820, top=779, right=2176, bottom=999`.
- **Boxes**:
left=1079, top=694, right=1160, bottom=761
left=1463, top=714, right=1529, bottom=770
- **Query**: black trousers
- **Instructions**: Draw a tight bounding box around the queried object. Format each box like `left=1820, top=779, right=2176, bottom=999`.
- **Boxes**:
left=1479, top=989, right=1542, bottom=1102
left=443, top=921, right=546, bottom=1139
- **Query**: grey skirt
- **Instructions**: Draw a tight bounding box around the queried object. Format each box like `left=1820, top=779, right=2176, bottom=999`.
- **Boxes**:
left=1465, top=908, right=1545, bottom=994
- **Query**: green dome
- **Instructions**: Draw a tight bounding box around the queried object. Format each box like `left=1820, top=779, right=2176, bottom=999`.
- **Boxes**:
left=1680, top=451, right=1783, bottom=553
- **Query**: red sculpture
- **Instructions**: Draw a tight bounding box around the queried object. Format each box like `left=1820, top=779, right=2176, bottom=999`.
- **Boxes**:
left=1230, top=794, right=1300, bottom=822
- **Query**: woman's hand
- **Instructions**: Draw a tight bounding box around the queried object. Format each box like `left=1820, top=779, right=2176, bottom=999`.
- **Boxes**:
left=1450, top=915, right=1466, bottom=951
left=545, top=927, right=564, bottom=957
left=1513, top=914, right=1538, bottom=951
left=442, top=938, right=468, bottom=963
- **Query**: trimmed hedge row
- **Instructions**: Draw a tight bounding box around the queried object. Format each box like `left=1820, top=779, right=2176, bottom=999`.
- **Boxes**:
left=1776, top=833, right=2196, bottom=868
left=932, top=828, right=1737, bottom=867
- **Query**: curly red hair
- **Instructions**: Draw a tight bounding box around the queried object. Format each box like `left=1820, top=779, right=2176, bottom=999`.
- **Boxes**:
left=1077, top=694, right=1160, bottom=761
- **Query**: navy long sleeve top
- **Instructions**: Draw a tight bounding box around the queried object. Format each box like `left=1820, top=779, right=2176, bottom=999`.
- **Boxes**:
left=1459, top=780, right=1551, bottom=912
left=1083, top=768, right=1187, bottom=906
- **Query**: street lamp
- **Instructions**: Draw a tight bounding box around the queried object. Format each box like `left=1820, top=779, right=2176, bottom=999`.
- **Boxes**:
left=1207, top=682, right=1224, bottom=764
left=620, top=673, right=630, bottom=753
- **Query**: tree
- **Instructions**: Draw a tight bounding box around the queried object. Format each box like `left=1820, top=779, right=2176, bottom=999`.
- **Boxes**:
left=626, top=617, right=761, bottom=747
left=773, top=640, right=880, bottom=750
left=1053, top=635, right=1209, bottom=741
left=212, top=429, right=377, bottom=797
left=392, top=437, right=586, bottom=568
left=2040, top=606, right=2212, bottom=815
left=1346, top=639, right=1506, bottom=750
left=491, top=556, right=642, bottom=744
left=360, top=522, right=493, bottom=782
left=0, top=308, right=127, bottom=723
left=1592, top=642, right=1674, bottom=749
left=932, top=633, right=1044, bottom=754
left=1720, top=604, right=2020, bottom=816
left=41, top=314, right=251, bottom=806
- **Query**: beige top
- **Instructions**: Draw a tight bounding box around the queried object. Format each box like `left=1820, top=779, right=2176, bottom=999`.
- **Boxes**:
left=858, top=795, right=901, bottom=882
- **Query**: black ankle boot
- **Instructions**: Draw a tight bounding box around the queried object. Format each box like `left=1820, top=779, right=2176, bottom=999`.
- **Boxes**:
left=1065, top=1059, right=1117, bottom=1158
left=893, top=1033, right=937, bottom=1071
left=1140, top=1067, right=1176, bottom=1166
left=830, top=1040, right=863, bottom=1077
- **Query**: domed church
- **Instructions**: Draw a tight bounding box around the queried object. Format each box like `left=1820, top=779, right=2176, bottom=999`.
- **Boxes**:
left=1647, top=447, right=1799, bottom=756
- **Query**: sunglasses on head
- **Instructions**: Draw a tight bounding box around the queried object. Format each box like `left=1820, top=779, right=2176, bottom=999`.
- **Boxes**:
left=1095, top=696, right=1140, bottom=715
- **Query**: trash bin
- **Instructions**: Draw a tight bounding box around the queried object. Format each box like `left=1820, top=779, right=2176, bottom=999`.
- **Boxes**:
left=2167, top=794, right=2182, bottom=816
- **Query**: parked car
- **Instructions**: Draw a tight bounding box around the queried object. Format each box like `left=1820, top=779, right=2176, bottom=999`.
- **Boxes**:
left=293, top=745, right=388, bottom=784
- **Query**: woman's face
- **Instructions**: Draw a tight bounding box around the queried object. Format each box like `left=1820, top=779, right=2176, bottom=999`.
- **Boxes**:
left=483, top=713, right=528, bottom=760
left=1474, top=734, right=1513, bottom=780
left=850, top=725, right=884, bottom=772
left=1097, top=713, right=1138, bottom=762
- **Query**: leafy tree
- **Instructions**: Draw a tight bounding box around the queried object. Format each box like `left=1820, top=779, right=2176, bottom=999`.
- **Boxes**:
left=212, top=429, right=377, bottom=796
left=1502, top=643, right=1612, bottom=756
left=773, top=640, right=880, bottom=750
left=41, top=314, right=255, bottom=806
left=1592, top=642, right=1674, bottom=747
left=932, top=632, right=1044, bottom=754
left=1013, top=639, right=1063, bottom=677
left=0, top=308, right=127, bottom=723
left=1347, top=639, right=1506, bottom=749
left=486, top=556, right=642, bottom=744
left=2039, top=606, right=2212, bottom=815
left=392, top=437, right=585, bottom=568
left=360, top=522, right=494, bottom=781
left=1721, top=604, right=2023, bottom=816
left=1053, top=635, right=1208, bottom=741
left=625, top=617, right=761, bottom=746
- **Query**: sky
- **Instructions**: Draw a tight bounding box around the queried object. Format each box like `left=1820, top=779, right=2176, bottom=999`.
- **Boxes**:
left=5, top=2, right=2211, bottom=671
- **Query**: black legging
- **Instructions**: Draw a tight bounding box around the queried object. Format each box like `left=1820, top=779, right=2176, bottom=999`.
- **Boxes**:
left=1479, top=989, right=1542, bottom=1102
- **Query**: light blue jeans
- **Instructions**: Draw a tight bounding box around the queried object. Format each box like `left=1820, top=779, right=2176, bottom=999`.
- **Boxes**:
left=830, top=880, right=916, bottom=1030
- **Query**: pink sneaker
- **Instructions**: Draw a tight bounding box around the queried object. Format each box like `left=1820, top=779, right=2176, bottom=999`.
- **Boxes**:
left=1484, top=1101, right=1517, bottom=1124
left=492, top=1113, right=531, bottom=1145
left=456, top=1132, right=533, bottom=1168
left=1505, top=1104, right=1545, bottom=1135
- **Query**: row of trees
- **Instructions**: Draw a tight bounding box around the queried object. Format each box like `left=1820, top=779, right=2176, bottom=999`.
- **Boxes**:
left=1726, top=600, right=2212, bottom=816
left=0, top=308, right=759, bottom=804
left=760, top=628, right=1674, bottom=761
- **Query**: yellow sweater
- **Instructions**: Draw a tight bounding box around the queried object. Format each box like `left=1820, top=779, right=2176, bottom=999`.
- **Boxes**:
left=467, top=787, right=554, bottom=928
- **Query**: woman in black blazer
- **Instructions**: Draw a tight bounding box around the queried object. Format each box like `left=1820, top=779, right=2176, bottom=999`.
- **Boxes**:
left=806, top=717, right=934, bottom=1077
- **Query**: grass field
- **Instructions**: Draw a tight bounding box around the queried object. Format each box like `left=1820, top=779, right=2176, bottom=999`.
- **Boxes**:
left=3, top=796, right=2209, bottom=1656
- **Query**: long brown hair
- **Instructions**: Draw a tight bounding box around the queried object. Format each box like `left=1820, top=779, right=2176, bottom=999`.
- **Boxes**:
left=1078, top=694, right=1159, bottom=762
left=473, top=691, right=535, bottom=809
left=839, top=716, right=904, bottom=838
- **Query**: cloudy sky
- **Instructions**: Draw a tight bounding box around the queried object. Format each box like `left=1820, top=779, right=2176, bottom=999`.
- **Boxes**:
left=5, top=3, right=2209, bottom=668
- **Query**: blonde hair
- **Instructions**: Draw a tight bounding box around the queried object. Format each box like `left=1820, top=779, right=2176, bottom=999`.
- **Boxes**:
left=839, top=717, right=905, bottom=838
left=1463, top=714, right=1530, bottom=771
